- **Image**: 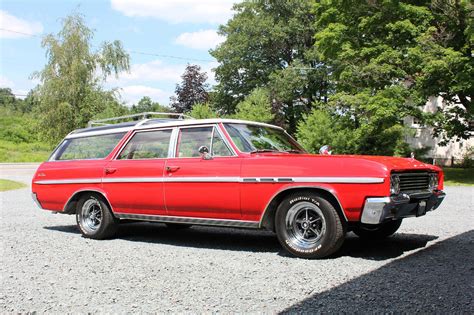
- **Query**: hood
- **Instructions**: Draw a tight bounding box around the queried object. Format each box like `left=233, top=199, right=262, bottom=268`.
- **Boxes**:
left=249, top=152, right=441, bottom=174
left=338, top=155, right=441, bottom=173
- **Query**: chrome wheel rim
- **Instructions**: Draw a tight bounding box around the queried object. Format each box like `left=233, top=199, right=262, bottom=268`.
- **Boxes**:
left=285, top=201, right=326, bottom=249
left=80, top=199, right=102, bottom=233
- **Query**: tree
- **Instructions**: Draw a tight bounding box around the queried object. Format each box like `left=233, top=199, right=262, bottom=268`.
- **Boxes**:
left=0, top=87, right=35, bottom=113
left=187, top=103, right=218, bottom=119
left=211, top=0, right=323, bottom=132
left=33, top=13, right=130, bottom=143
left=131, top=96, right=170, bottom=114
left=415, top=0, right=473, bottom=143
left=171, top=64, right=209, bottom=113
left=233, top=88, right=274, bottom=123
left=311, top=0, right=472, bottom=147
left=0, top=88, right=19, bottom=111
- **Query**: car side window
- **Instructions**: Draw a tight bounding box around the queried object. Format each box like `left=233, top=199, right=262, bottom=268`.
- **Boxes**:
left=177, top=126, right=232, bottom=158
left=177, top=127, right=213, bottom=158
left=118, top=129, right=172, bottom=160
left=211, top=129, right=233, bottom=157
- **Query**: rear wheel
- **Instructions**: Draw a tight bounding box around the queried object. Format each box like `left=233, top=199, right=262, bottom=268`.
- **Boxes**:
left=76, top=193, right=118, bottom=239
left=275, top=192, right=345, bottom=259
left=352, top=219, right=402, bottom=239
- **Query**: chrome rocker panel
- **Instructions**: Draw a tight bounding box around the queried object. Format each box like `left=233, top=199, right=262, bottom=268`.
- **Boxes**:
left=115, top=213, right=260, bottom=229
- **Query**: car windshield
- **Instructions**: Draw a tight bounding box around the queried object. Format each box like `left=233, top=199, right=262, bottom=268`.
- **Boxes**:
left=224, top=123, right=305, bottom=153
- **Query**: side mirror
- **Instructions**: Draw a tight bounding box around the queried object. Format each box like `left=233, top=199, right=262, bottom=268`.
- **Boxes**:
left=198, top=146, right=213, bottom=160
left=319, top=145, right=332, bottom=155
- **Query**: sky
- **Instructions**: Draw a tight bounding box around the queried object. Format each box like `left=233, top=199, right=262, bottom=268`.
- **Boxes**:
left=0, top=0, right=239, bottom=106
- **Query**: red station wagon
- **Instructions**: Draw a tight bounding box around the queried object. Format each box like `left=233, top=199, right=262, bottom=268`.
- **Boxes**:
left=31, top=113, right=446, bottom=258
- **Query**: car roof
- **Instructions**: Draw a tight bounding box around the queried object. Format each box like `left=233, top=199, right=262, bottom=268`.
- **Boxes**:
left=65, top=118, right=284, bottom=139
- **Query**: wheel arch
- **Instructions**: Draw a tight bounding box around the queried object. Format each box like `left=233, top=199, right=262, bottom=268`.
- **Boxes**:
left=63, top=189, right=114, bottom=215
left=259, top=186, right=347, bottom=231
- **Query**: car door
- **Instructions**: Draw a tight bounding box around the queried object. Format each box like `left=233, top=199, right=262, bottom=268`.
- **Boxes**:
left=102, top=128, right=173, bottom=215
left=163, top=125, right=241, bottom=219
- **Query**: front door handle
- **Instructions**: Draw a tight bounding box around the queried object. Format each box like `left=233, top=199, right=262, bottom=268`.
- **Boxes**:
left=166, top=166, right=180, bottom=173
left=105, top=168, right=117, bottom=175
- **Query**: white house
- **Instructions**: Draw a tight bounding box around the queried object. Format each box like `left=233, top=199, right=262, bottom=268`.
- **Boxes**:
left=404, top=96, right=473, bottom=166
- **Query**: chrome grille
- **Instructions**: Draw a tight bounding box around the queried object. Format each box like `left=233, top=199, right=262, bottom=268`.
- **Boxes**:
left=397, top=172, right=430, bottom=192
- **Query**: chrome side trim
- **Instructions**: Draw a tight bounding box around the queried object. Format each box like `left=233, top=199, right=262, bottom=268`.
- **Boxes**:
left=35, top=176, right=385, bottom=185
left=115, top=213, right=260, bottom=228
left=34, top=178, right=102, bottom=185
left=291, top=177, right=384, bottom=184
left=258, top=185, right=348, bottom=227
left=165, top=177, right=241, bottom=183
left=103, top=177, right=241, bottom=183
left=102, top=177, right=163, bottom=183
left=241, top=177, right=383, bottom=183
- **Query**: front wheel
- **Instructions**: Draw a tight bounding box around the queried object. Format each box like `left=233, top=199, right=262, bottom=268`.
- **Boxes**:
left=76, top=193, right=118, bottom=239
left=352, top=219, right=402, bottom=240
left=275, top=192, right=345, bottom=259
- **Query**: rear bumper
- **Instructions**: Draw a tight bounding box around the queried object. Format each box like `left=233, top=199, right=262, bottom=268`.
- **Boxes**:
left=360, top=190, right=446, bottom=225
left=31, top=192, right=44, bottom=210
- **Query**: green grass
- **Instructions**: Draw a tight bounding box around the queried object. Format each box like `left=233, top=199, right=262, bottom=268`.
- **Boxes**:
left=443, top=168, right=474, bottom=186
left=0, top=140, right=51, bottom=162
left=0, top=179, right=27, bottom=191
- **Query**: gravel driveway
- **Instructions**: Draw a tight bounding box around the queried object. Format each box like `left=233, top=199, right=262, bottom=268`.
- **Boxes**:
left=1, top=164, right=473, bottom=313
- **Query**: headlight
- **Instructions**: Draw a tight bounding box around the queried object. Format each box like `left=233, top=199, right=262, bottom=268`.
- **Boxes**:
left=390, top=174, right=400, bottom=195
left=429, top=173, right=438, bottom=191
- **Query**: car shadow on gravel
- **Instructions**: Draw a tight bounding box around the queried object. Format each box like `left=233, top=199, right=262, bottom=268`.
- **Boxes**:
left=44, top=223, right=283, bottom=253
left=281, top=230, right=474, bottom=313
left=45, top=223, right=437, bottom=260
left=332, top=233, right=439, bottom=261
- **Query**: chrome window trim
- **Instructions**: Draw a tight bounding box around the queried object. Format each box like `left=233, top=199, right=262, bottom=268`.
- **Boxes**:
left=135, top=118, right=284, bottom=132
left=65, top=127, right=133, bottom=139
left=50, top=132, right=127, bottom=162
left=168, top=127, right=179, bottom=158
left=222, top=122, right=305, bottom=154
left=113, top=127, right=175, bottom=161
left=62, top=119, right=283, bottom=141
left=114, top=213, right=259, bottom=228
left=174, top=124, right=237, bottom=158
left=214, top=124, right=236, bottom=157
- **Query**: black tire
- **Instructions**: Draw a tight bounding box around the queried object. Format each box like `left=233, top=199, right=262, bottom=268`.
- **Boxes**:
left=275, top=192, right=345, bottom=259
left=76, top=193, right=118, bottom=239
left=165, top=223, right=192, bottom=230
left=352, top=219, right=402, bottom=240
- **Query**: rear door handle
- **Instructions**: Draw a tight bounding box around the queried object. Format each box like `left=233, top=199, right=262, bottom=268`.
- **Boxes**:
left=105, top=168, right=117, bottom=175
left=166, top=166, right=180, bottom=173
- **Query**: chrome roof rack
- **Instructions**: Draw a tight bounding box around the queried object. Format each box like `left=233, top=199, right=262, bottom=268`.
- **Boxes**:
left=87, top=112, right=194, bottom=128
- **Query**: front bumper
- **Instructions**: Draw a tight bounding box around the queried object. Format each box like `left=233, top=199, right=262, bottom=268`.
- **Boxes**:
left=360, top=190, right=446, bottom=225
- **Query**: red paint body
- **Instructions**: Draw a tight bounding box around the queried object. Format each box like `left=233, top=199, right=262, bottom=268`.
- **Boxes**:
left=31, top=122, right=444, bottom=224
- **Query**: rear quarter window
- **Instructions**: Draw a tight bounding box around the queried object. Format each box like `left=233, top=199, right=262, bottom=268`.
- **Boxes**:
left=53, top=133, right=125, bottom=161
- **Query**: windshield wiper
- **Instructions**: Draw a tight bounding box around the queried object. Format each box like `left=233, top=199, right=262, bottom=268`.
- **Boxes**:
left=249, top=149, right=280, bottom=154
left=284, top=149, right=304, bottom=154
